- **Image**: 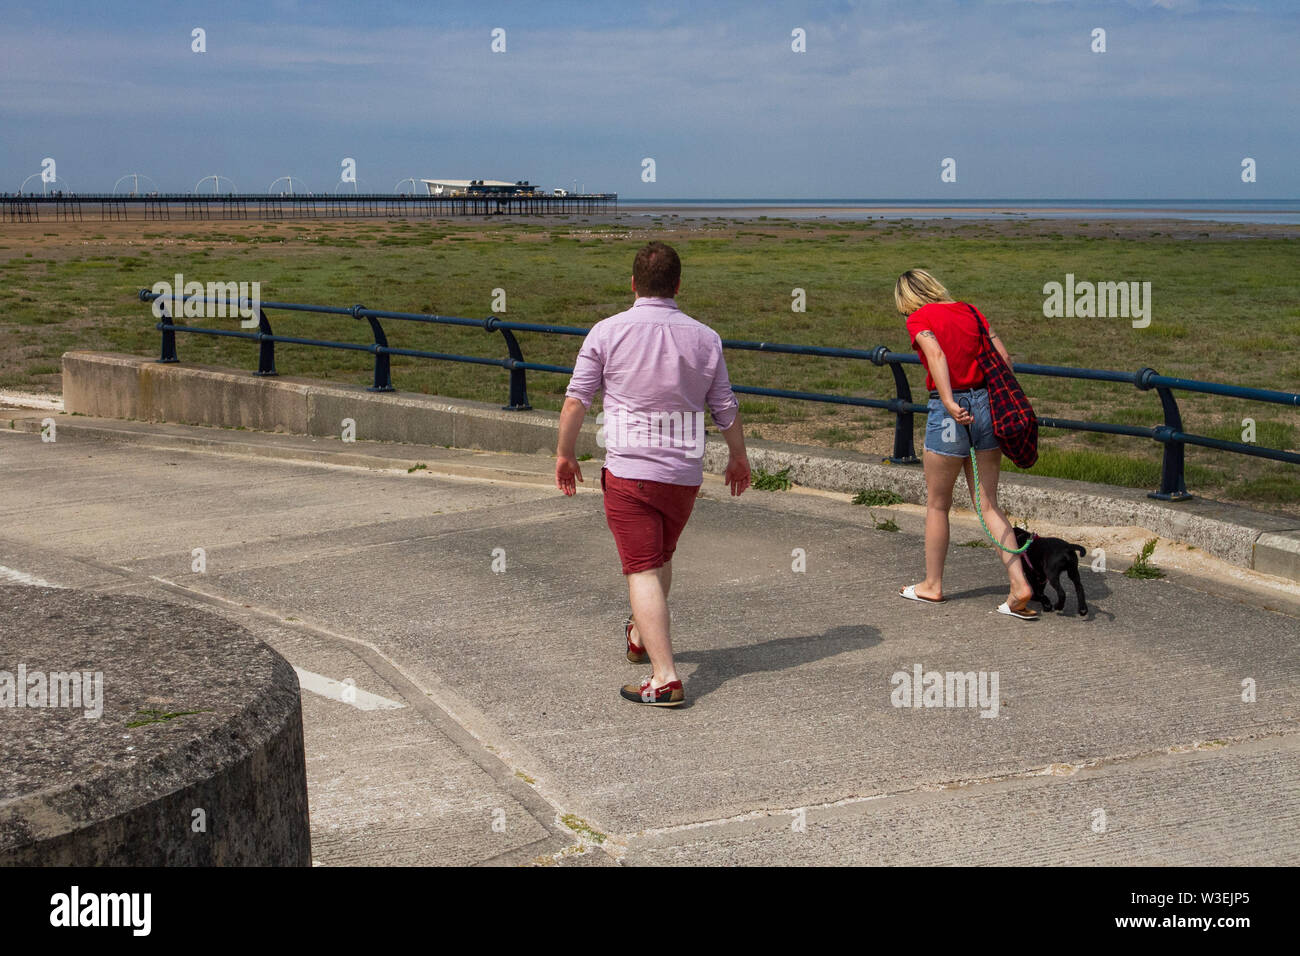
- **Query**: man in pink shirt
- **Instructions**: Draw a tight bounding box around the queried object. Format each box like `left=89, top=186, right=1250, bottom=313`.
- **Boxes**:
left=556, top=242, right=751, bottom=707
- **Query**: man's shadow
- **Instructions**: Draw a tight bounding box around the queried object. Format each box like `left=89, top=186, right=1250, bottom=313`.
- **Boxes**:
left=674, top=624, right=881, bottom=702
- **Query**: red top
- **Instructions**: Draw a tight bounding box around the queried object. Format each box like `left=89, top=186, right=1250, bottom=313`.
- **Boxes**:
left=906, top=301, right=990, bottom=392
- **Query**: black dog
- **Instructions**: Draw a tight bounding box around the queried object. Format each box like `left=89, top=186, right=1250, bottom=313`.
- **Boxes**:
left=1013, top=528, right=1088, bottom=616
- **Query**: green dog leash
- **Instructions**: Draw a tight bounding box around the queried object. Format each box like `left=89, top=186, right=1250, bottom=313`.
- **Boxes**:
left=962, top=414, right=1032, bottom=556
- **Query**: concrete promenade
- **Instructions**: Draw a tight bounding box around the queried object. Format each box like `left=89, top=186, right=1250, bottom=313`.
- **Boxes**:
left=2, top=413, right=1298, bottom=865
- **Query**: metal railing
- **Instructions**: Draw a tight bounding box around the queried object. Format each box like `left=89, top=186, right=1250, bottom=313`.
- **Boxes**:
left=137, top=290, right=1300, bottom=501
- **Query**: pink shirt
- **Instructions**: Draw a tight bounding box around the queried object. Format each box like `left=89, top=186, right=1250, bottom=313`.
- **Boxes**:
left=565, top=297, right=739, bottom=485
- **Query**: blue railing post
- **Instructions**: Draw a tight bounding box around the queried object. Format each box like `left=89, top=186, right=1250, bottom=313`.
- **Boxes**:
left=486, top=317, right=532, bottom=410
left=1137, top=367, right=1191, bottom=501
left=141, top=288, right=180, bottom=363
left=873, top=347, right=919, bottom=464
left=254, top=309, right=277, bottom=377
left=351, top=305, right=394, bottom=392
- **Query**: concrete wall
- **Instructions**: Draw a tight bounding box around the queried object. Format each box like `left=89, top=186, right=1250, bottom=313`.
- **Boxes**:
left=63, top=351, right=603, bottom=458
left=60, top=351, right=1300, bottom=579
left=0, top=584, right=312, bottom=866
left=0, top=675, right=311, bottom=866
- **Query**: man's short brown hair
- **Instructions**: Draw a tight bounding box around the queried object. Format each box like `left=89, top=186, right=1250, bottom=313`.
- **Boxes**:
left=633, top=242, right=681, bottom=298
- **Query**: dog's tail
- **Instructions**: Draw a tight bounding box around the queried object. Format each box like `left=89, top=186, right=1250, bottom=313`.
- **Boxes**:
left=1072, top=544, right=1087, bottom=558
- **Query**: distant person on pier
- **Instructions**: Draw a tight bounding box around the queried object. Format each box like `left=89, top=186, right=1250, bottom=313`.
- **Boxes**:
left=557, top=241, right=751, bottom=706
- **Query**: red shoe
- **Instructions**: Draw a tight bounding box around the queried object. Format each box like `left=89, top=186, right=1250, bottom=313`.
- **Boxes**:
left=624, top=615, right=649, bottom=664
left=620, top=676, right=684, bottom=707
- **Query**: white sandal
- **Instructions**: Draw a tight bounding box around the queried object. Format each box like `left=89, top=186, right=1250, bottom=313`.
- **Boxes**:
left=899, top=584, right=945, bottom=604
left=997, top=600, right=1039, bottom=620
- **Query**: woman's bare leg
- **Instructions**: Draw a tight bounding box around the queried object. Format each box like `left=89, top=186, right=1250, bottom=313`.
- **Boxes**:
left=971, top=447, right=1033, bottom=605
left=910, top=451, right=965, bottom=600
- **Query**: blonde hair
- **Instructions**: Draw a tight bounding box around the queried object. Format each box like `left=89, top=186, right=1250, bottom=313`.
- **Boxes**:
left=894, top=268, right=954, bottom=315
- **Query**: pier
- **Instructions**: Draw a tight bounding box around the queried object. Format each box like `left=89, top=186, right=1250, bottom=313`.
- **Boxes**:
left=0, top=192, right=618, bottom=222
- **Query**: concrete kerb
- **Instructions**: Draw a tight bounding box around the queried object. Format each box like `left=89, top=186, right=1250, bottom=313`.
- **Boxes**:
left=1255, top=531, right=1300, bottom=581
left=57, top=350, right=1300, bottom=579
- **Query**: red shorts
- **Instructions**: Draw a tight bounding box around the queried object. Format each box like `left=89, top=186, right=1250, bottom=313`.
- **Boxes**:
left=601, top=468, right=701, bottom=575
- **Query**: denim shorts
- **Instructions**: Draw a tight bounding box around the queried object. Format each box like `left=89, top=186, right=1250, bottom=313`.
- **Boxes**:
left=924, top=388, right=999, bottom=458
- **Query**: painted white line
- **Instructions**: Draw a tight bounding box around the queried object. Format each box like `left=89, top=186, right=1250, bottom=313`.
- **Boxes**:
left=292, top=667, right=405, bottom=711
left=0, top=565, right=66, bottom=589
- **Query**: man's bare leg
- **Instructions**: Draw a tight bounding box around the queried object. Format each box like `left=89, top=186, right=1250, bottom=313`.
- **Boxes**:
left=629, top=560, right=671, bottom=645
left=627, top=564, right=677, bottom=686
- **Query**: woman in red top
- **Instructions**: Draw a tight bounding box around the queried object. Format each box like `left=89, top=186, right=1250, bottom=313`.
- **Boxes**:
left=894, top=269, right=1037, bottom=620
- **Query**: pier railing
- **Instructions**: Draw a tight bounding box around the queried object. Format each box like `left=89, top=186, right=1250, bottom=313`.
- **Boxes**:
left=137, top=290, right=1300, bottom=501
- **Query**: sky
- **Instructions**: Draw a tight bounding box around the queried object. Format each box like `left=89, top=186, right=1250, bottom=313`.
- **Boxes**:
left=0, top=0, right=1296, bottom=199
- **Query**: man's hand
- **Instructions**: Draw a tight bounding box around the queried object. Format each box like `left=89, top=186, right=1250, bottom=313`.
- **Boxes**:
left=555, top=397, right=588, bottom=496
left=556, top=455, right=584, bottom=496
left=723, top=455, right=750, bottom=496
